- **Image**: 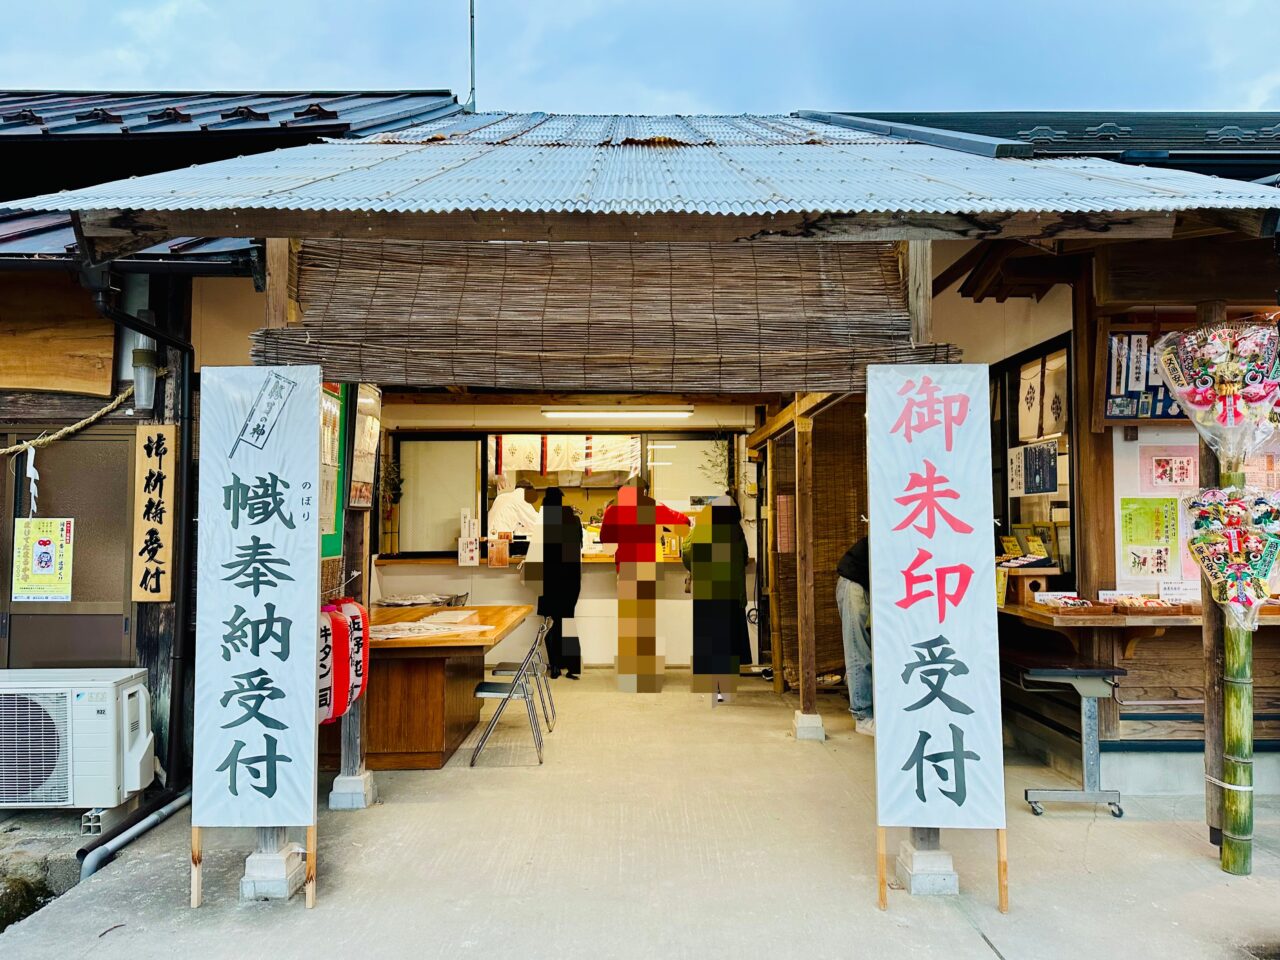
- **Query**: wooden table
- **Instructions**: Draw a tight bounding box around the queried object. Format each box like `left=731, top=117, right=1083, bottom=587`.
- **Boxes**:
left=321, top=604, right=533, bottom=770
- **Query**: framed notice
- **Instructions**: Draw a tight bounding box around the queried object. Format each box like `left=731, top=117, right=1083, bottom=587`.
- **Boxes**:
left=132, top=424, right=176, bottom=601
left=12, top=517, right=74, bottom=602
left=192, top=365, right=321, bottom=829
left=867, top=364, right=1005, bottom=830
left=348, top=385, right=382, bottom=510
left=1119, top=497, right=1178, bottom=580
left=1097, top=320, right=1194, bottom=426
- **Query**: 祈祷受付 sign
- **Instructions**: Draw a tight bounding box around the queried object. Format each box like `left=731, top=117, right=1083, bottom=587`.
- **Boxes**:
left=867, top=364, right=1006, bottom=830
left=192, top=366, right=321, bottom=828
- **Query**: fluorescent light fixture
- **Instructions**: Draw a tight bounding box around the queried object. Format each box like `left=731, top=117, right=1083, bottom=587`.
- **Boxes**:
left=648, top=461, right=674, bottom=467
left=541, top=406, right=694, bottom=420
left=647, top=443, right=677, bottom=450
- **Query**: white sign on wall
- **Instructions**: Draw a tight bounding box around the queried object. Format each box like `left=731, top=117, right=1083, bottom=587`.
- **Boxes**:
left=867, top=364, right=1006, bottom=829
left=193, top=365, right=321, bottom=828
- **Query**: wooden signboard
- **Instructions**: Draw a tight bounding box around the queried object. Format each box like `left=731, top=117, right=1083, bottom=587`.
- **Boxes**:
left=132, top=424, right=176, bottom=601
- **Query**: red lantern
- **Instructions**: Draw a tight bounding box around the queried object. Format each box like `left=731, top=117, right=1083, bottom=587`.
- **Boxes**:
left=339, top=598, right=370, bottom=703
left=318, top=606, right=352, bottom=724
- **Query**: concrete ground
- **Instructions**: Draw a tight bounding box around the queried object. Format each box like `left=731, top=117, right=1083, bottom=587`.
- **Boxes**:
left=2, top=668, right=1278, bottom=960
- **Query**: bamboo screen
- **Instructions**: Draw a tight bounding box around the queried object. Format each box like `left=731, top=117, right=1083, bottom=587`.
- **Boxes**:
left=773, top=399, right=869, bottom=689
left=251, top=239, right=958, bottom=391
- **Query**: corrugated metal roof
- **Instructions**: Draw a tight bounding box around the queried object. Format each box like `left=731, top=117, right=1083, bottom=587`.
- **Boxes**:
left=8, top=112, right=1280, bottom=217
left=0, top=209, right=254, bottom=259
left=0, top=90, right=460, bottom=138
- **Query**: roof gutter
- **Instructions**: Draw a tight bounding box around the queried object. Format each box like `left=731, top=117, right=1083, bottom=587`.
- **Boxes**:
left=795, top=110, right=1034, bottom=159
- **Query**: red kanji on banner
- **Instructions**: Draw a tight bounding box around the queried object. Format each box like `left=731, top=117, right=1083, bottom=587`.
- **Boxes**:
left=895, top=547, right=974, bottom=623
left=890, top=376, right=970, bottom=452
left=893, top=459, right=974, bottom=539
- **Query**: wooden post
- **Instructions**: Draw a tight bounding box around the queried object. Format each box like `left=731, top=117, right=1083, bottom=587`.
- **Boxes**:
left=1196, top=300, right=1227, bottom=849
left=190, top=827, right=202, bottom=908
left=794, top=410, right=817, bottom=715
left=305, top=824, right=317, bottom=909
left=996, top=829, right=1009, bottom=914
left=765, top=438, right=785, bottom=695
left=876, top=827, right=888, bottom=911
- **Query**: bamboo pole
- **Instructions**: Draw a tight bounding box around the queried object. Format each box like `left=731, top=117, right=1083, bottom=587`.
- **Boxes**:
left=1221, top=464, right=1253, bottom=876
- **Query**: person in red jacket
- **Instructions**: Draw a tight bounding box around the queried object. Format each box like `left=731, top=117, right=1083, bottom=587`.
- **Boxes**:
left=599, top=477, right=689, bottom=692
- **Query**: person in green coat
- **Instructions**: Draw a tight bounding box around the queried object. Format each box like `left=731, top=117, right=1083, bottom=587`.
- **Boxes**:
left=682, top=494, right=751, bottom=697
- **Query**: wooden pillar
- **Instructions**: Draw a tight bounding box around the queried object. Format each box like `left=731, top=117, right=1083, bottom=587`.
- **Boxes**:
left=766, top=438, right=785, bottom=695
left=795, top=409, right=817, bottom=714
left=1071, top=261, right=1119, bottom=740
left=1197, top=299, right=1228, bottom=846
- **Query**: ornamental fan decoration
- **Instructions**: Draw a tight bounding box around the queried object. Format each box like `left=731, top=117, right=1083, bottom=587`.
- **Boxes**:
left=1156, top=323, right=1280, bottom=468
left=1185, top=488, right=1280, bottom=629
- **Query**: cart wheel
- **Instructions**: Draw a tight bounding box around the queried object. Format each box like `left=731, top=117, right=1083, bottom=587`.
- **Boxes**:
left=1029, top=801, right=1044, bottom=816
left=1109, top=803, right=1124, bottom=819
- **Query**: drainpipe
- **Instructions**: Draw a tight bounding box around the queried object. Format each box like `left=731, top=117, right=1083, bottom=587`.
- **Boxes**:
left=78, top=789, right=191, bottom=881
left=75, top=268, right=197, bottom=871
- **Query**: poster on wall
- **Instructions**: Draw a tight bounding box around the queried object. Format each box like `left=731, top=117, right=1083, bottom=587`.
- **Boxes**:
left=348, top=384, right=381, bottom=510
left=1119, top=497, right=1179, bottom=580
left=1022, top=441, right=1059, bottom=495
left=192, top=365, right=320, bottom=829
left=320, top=384, right=342, bottom=535
left=11, top=517, right=74, bottom=602
left=132, top=424, right=176, bottom=601
left=867, top=364, right=1005, bottom=830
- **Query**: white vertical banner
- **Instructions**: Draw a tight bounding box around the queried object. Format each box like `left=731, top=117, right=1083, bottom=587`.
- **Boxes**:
left=867, top=364, right=1005, bottom=829
left=193, top=365, right=321, bottom=828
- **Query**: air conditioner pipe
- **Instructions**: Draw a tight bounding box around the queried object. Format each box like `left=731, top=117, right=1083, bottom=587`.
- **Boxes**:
left=86, top=269, right=197, bottom=796
left=78, top=789, right=191, bottom=882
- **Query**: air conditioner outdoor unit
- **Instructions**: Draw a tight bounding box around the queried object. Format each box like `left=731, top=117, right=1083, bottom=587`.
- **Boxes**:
left=0, top=668, right=154, bottom=809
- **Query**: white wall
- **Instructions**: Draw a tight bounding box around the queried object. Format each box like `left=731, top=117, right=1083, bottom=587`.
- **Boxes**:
left=930, top=240, right=1073, bottom=364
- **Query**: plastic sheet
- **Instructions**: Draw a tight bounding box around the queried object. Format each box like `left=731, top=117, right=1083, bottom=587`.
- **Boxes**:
left=1155, top=323, right=1280, bottom=469
left=1184, top=487, right=1280, bottom=630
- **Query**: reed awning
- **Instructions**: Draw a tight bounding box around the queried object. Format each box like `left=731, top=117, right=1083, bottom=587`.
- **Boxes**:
left=249, top=238, right=958, bottom=392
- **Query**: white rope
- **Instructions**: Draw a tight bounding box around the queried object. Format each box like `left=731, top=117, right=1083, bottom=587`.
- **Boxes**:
left=1205, top=775, right=1254, bottom=793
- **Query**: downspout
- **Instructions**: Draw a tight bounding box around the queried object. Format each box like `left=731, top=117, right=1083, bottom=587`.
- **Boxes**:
left=74, top=266, right=198, bottom=874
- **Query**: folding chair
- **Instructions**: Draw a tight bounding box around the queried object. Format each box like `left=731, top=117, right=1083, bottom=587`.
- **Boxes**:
left=492, top=616, right=556, bottom=731
left=470, top=617, right=551, bottom=767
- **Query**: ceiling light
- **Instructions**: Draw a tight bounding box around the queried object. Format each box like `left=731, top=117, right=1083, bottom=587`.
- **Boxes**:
left=541, top=406, right=694, bottom=420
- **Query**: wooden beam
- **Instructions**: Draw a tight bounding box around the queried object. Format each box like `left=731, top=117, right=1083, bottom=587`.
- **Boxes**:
left=76, top=207, right=1181, bottom=246
left=905, top=240, right=932, bottom=344
left=1198, top=299, right=1228, bottom=846
left=1096, top=237, right=1280, bottom=307
left=264, top=238, right=291, bottom=329
left=744, top=392, right=841, bottom=449
left=959, top=240, right=1021, bottom=302
left=384, top=390, right=778, bottom=407
left=931, top=243, right=987, bottom=298
left=794, top=408, right=817, bottom=715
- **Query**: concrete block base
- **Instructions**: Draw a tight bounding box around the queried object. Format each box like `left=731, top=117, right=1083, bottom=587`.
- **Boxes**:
left=329, top=771, right=378, bottom=810
left=896, top=840, right=959, bottom=896
left=239, top=842, right=306, bottom=901
left=792, top=710, right=826, bottom=742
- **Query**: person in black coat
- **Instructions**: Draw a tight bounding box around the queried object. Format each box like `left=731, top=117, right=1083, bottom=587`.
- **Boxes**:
left=536, top=487, right=583, bottom=679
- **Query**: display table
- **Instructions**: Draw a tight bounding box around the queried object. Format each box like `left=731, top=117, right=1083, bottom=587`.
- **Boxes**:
left=321, top=604, right=534, bottom=770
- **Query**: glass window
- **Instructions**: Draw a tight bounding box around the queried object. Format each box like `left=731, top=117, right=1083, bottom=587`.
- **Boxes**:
left=646, top=437, right=730, bottom=513
left=397, top=439, right=479, bottom=552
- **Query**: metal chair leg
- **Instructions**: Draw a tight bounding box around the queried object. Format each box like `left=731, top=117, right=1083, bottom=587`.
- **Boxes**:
left=523, top=686, right=544, bottom=764
left=470, top=695, right=512, bottom=767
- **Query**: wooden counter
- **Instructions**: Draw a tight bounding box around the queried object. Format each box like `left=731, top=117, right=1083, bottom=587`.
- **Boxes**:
left=1000, top=602, right=1280, bottom=749
left=321, top=604, right=534, bottom=770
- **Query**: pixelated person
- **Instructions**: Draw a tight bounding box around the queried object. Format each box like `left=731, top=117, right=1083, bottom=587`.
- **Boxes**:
left=598, top=477, right=689, bottom=693
left=530, top=486, right=583, bottom=679
left=681, top=495, right=750, bottom=700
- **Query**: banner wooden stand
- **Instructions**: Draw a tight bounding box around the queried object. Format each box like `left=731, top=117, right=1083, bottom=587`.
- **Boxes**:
left=189, top=825, right=318, bottom=908
left=875, top=827, right=1009, bottom=913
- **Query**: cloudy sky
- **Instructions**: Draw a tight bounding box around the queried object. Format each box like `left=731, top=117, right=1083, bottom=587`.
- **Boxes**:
left=4, top=0, right=1280, bottom=113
